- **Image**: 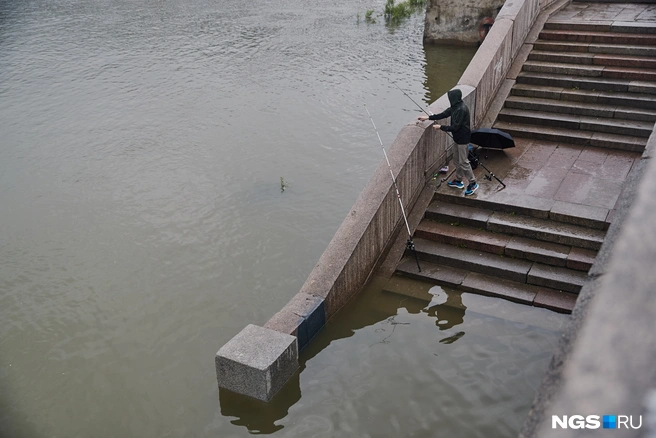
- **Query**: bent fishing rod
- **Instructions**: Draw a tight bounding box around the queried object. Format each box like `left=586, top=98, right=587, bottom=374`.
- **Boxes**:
left=364, top=104, right=421, bottom=273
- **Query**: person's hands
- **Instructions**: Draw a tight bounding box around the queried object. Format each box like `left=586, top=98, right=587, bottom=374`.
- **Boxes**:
left=418, top=116, right=429, bottom=121
left=433, top=124, right=441, bottom=130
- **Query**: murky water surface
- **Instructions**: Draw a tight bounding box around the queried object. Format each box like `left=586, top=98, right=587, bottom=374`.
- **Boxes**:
left=0, top=0, right=566, bottom=436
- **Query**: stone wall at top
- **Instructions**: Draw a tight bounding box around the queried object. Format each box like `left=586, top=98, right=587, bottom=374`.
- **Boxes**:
left=423, top=0, right=505, bottom=45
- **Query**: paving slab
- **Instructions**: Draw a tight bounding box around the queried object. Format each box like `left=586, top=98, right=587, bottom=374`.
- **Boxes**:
left=553, top=171, right=594, bottom=205
left=527, top=263, right=588, bottom=293
left=525, top=166, right=571, bottom=199
left=582, top=176, right=624, bottom=209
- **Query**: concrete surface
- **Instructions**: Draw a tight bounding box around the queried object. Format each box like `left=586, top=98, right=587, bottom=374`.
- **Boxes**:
left=215, top=324, right=298, bottom=402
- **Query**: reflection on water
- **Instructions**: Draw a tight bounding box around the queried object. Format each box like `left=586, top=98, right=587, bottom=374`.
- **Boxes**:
left=219, top=376, right=301, bottom=435
left=425, top=286, right=467, bottom=331
left=219, top=276, right=567, bottom=436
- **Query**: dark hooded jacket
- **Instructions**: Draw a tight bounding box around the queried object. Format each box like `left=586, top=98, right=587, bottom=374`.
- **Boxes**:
left=428, top=89, right=471, bottom=144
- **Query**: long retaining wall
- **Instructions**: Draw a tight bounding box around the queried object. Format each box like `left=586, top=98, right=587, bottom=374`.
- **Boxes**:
left=214, top=0, right=567, bottom=402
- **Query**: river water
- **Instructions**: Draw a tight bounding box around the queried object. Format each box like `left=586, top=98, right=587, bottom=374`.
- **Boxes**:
left=0, top=0, right=566, bottom=436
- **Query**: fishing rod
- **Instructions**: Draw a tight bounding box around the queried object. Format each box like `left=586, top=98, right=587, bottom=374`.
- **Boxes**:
left=364, top=104, right=421, bottom=273
left=389, top=79, right=433, bottom=116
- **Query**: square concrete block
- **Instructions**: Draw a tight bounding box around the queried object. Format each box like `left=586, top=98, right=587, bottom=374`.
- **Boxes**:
left=215, top=324, right=298, bottom=402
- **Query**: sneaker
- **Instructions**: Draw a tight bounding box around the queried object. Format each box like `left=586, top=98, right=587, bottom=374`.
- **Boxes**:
left=447, top=180, right=465, bottom=189
left=439, top=166, right=449, bottom=174
left=465, top=182, right=479, bottom=196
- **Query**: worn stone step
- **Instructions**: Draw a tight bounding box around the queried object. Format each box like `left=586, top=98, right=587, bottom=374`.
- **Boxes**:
left=413, top=238, right=534, bottom=283
left=602, top=67, right=656, bottom=82
left=423, top=200, right=493, bottom=228
left=510, top=83, right=656, bottom=110
left=527, top=263, right=588, bottom=293
left=486, top=211, right=606, bottom=250
left=523, top=60, right=604, bottom=77
left=493, top=120, right=647, bottom=152
left=433, top=190, right=610, bottom=230
left=567, top=247, right=597, bottom=271
left=433, top=190, right=554, bottom=220
left=505, top=236, right=570, bottom=267
left=545, top=20, right=656, bottom=35
left=415, top=220, right=509, bottom=255
left=507, top=95, right=629, bottom=120
left=528, top=50, right=656, bottom=70
left=416, top=218, right=591, bottom=269
left=497, top=108, right=655, bottom=137
left=506, top=94, right=656, bottom=122
left=523, top=60, right=656, bottom=82
left=516, top=71, right=656, bottom=95
left=533, top=40, right=656, bottom=57
left=539, top=29, right=656, bottom=45
left=395, top=258, right=577, bottom=313
left=396, top=257, right=469, bottom=288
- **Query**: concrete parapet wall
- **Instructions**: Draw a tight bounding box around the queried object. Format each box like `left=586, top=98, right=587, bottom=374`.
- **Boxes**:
left=216, top=86, right=475, bottom=400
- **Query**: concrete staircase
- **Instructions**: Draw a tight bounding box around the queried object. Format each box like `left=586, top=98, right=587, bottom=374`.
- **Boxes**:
left=395, top=191, right=606, bottom=313
left=495, top=19, right=656, bottom=152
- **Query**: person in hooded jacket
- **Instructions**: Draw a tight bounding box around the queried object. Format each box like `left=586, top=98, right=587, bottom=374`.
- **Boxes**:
left=419, top=88, right=478, bottom=196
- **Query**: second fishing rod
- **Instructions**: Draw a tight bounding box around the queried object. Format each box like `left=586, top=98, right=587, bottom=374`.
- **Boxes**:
left=364, top=104, right=421, bottom=273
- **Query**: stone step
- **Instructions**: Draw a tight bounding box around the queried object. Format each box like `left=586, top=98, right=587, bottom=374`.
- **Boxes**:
left=432, top=190, right=611, bottom=231
left=533, top=40, right=656, bottom=57
left=528, top=50, right=656, bottom=70
left=505, top=235, right=571, bottom=268
left=423, top=200, right=494, bottom=228
left=510, top=83, right=656, bottom=110
left=567, top=247, right=597, bottom=271
left=493, top=120, right=647, bottom=152
left=505, top=95, right=656, bottom=122
left=522, top=60, right=656, bottom=82
left=485, top=211, right=606, bottom=250
left=396, top=258, right=577, bottom=313
left=516, top=71, right=656, bottom=95
left=544, top=20, right=656, bottom=35
left=396, top=257, right=469, bottom=289
left=497, top=108, right=655, bottom=138
left=412, top=238, right=534, bottom=283
left=528, top=263, right=588, bottom=293
left=415, top=216, right=510, bottom=255
left=415, top=219, right=595, bottom=269
left=539, top=29, right=656, bottom=45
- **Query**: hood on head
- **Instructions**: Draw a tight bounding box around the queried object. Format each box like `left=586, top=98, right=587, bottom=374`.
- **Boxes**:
left=447, top=89, right=463, bottom=106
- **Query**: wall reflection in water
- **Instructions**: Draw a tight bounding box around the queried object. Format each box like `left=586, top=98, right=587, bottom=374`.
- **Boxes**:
left=218, top=275, right=566, bottom=436
left=217, top=276, right=472, bottom=434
